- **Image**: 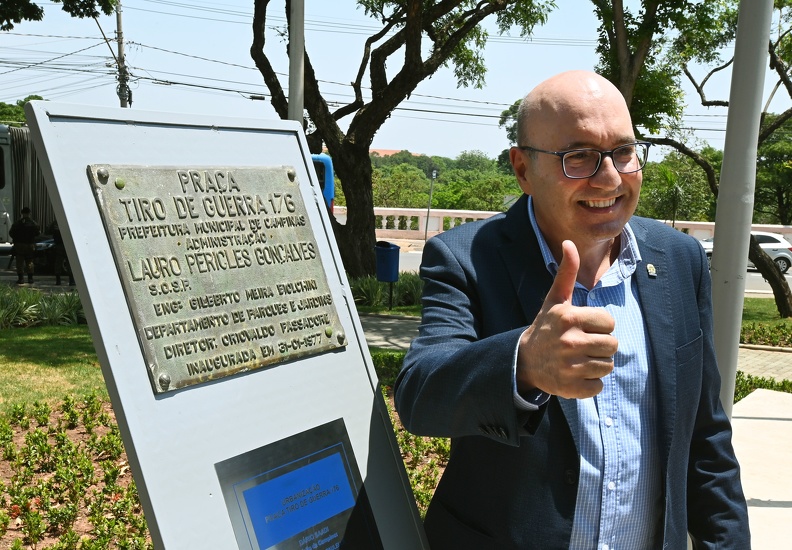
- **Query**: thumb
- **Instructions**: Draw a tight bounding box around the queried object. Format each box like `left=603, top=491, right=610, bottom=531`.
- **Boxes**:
left=546, top=240, right=580, bottom=305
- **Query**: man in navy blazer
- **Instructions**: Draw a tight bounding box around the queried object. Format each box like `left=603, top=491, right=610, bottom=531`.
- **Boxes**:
left=395, top=71, right=749, bottom=548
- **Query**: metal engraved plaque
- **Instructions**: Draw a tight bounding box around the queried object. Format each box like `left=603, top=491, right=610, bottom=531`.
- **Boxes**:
left=88, top=165, right=346, bottom=394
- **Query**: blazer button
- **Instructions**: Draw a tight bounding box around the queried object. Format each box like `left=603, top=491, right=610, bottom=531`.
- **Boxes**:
left=565, top=469, right=577, bottom=485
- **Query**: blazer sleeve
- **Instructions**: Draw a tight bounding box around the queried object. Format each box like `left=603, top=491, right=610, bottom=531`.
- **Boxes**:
left=684, top=239, right=750, bottom=547
left=394, top=234, right=531, bottom=446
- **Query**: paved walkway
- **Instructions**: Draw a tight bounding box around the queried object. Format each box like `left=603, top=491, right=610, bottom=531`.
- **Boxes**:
left=359, top=314, right=792, bottom=383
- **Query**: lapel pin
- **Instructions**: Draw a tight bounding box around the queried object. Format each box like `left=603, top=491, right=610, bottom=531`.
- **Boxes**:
left=646, top=263, right=657, bottom=278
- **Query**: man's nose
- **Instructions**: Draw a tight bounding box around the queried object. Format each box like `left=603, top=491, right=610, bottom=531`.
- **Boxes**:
left=589, top=155, right=621, bottom=188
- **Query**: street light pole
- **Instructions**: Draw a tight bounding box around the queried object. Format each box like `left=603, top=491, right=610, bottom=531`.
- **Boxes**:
left=424, top=169, right=437, bottom=241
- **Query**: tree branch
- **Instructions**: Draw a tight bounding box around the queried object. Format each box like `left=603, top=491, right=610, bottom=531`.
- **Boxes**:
left=250, top=0, right=287, bottom=119
left=645, top=135, right=720, bottom=197
left=350, top=2, right=502, bottom=142
left=627, top=0, right=661, bottom=102
left=611, top=0, right=632, bottom=97
left=759, top=105, right=792, bottom=144
left=683, top=62, right=731, bottom=107
left=768, top=39, right=792, bottom=103
left=338, top=11, right=402, bottom=121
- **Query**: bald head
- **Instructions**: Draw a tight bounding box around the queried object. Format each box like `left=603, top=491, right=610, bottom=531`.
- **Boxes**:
left=516, top=71, right=631, bottom=147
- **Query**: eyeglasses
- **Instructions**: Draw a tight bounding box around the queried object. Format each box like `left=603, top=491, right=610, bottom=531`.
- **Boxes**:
left=517, top=141, right=652, bottom=179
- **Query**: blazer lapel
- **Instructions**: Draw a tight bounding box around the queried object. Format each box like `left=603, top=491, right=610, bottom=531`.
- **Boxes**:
left=631, top=219, right=676, bottom=461
left=497, top=195, right=554, bottom=323
left=496, top=195, right=581, bottom=448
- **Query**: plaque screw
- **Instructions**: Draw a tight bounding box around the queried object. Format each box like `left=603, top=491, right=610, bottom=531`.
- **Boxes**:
left=158, top=373, right=171, bottom=391
left=97, top=168, right=109, bottom=182
left=324, top=327, right=333, bottom=338
left=336, top=331, right=346, bottom=345
left=115, top=178, right=126, bottom=190
left=287, top=169, right=296, bottom=182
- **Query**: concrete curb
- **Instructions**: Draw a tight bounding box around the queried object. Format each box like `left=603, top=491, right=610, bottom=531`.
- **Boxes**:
left=740, top=343, right=792, bottom=353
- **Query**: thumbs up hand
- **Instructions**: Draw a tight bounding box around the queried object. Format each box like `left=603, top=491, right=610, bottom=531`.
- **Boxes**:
left=516, top=240, right=617, bottom=399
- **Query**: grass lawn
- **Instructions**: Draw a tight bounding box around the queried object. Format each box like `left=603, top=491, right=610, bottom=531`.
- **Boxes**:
left=0, top=325, right=107, bottom=414
left=742, top=297, right=792, bottom=327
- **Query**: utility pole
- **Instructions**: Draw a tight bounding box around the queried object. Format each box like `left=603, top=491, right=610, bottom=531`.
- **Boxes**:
left=116, top=1, right=131, bottom=107
left=287, top=0, right=304, bottom=124
left=712, top=0, right=773, bottom=418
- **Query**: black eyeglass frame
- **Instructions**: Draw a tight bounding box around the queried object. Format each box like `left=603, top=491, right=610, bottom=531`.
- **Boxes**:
left=516, top=141, right=652, bottom=179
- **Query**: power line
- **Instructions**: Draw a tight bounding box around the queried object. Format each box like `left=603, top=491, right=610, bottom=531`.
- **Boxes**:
left=0, top=41, right=106, bottom=76
left=0, top=2, right=748, bottom=140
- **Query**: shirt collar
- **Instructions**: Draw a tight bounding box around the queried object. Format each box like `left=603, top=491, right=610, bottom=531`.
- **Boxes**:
left=526, top=195, right=641, bottom=281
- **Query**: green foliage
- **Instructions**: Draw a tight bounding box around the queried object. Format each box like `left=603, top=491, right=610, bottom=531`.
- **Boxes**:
left=734, top=370, right=792, bottom=403
left=36, top=292, right=85, bottom=326
left=432, top=168, right=515, bottom=212
left=0, top=287, right=84, bottom=329
left=592, top=0, right=738, bottom=132
left=0, top=287, right=40, bottom=329
left=429, top=150, right=516, bottom=212
left=498, top=99, right=521, bottom=146
left=596, top=50, right=684, bottom=134
left=368, top=149, right=516, bottom=211
left=370, top=349, right=406, bottom=387
left=637, top=151, right=716, bottom=222
left=351, top=276, right=385, bottom=308
left=381, top=385, right=447, bottom=518
left=0, top=395, right=151, bottom=547
left=396, top=272, right=424, bottom=306
left=372, top=164, right=430, bottom=208
left=350, top=272, right=424, bottom=309
left=0, top=96, right=42, bottom=126
left=740, top=322, right=792, bottom=347
left=360, top=1, right=556, bottom=88
left=0, top=508, right=8, bottom=537
left=370, top=150, right=442, bottom=181
left=1, top=0, right=116, bottom=31
left=755, top=113, right=792, bottom=224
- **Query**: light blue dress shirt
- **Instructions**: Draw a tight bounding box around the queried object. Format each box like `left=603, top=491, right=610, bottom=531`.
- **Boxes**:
left=523, top=197, right=662, bottom=549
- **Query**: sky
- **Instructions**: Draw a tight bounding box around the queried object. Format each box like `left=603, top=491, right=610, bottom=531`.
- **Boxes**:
left=1, top=0, right=788, bottom=161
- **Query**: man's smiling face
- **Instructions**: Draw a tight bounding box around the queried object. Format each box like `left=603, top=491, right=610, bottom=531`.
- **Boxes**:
left=510, top=72, right=642, bottom=255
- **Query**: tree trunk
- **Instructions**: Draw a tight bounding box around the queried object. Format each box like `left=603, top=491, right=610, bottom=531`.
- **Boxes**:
left=331, top=143, right=377, bottom=279
left=748, top=235, right=792, bottom=317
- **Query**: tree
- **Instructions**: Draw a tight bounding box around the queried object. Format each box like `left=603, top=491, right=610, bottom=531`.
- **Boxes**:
left=370, top=149, right=441, bottom=180
left=670, top=3, right=792, bottom=316
left=591, top=0, right=737, bottom=133
left=0, top=95, right=43, bottom=126
left=637, top=149, right=717, bottom=223
left=432, top=151, right=516, bottom=212
left=587, top=0, right=792, bottom=317
left=1, top=0, right=115, bottom=31
left=372, top=164, right=429, bottom=208
left=755, top=113, right=792, bottom=224
left=250, top=0, right=556, bottom=277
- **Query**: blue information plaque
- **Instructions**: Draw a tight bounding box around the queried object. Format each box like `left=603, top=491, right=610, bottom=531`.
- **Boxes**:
left=216, top=419, right=383, bottom=550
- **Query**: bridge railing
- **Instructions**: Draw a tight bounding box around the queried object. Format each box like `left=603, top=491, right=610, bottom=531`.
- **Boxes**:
left=333, top=207, right=792, bottom=244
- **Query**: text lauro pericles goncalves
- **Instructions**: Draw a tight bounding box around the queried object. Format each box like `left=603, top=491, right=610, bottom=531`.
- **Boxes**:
left=89, top=165, right=344, bottom=393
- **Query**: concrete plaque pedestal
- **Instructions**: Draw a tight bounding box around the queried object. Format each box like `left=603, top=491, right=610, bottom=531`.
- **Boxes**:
left=25, top=102, right=427, bottom=549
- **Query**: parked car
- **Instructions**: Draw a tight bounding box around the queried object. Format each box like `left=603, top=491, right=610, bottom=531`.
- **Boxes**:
left=700, top=231, right=792, bottom=274
left=0, top=234, right=68, bottom=274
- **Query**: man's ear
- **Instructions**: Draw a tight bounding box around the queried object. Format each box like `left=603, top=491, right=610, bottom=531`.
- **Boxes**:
left=509, top=147, right=533, bottom=195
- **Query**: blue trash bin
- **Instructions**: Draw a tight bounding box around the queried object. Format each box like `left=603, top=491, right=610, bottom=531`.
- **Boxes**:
left=374, top=241, right=400, bottom=283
